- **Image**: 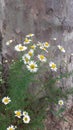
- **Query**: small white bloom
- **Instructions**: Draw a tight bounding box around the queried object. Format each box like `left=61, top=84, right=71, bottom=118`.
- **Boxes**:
left=38, top=54, right=47, bottom=62
left=57, top=45, right=65, bottom=53
left=23, top=38, right=32, bottom=44
left=2, top=96, right=11, bottom=105
left=5, top=60, right=8, bottom=63
left=7, top=125, right=16, bottom=130
left=15, top=126, right=17, bottom=129
left=43, top=42, right=50, bottom=48
left=14, top=110, right=22, bottom=118
left=40, top=46, right=48, bottom=53
left=26, top=33, right=34, bottom=38
left=22, top=54, right=30, bottom=60
left=23, top=115, right=30, bottom=124
left=30, top=44, right=36, bottom=50
left=39, top=45, right=44, bottom=49
left=6, top=40, right=13, bottom=46
left=26, top=61, right=38, bottom=73
left=28, top=49, right=34, bottom=57
left=49, top=62, right=57, bottom=71
left=23, top=111, right=28, bottom=116
left=22, top=54, right=30, bottom=64
left=53, top=38, right=57, bottom=41
left=58, top=100, right=64, bottom=106
left=71, top=53, right=73, bottom=56
left=37, top=42, right=48, bottom=53
left=15, top=44, right=27, bottom=51
left=12, top=59, right=14, bottom=62
left=37, top=41, right=43, bottom=46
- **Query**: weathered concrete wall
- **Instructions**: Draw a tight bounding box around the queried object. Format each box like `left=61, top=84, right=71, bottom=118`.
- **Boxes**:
left=0, top=0, right=73, bottom=56
left=0, top=0, right=73, bottom=129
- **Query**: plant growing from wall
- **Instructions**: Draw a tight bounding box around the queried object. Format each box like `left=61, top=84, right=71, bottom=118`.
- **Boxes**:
left=0, top=34, right=73, bottom=130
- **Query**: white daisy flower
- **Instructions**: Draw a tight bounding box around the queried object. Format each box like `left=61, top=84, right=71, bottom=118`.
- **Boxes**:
left=22, top=54, right=30, bottom=64
left=37, top=41, right=43, bottom=46
left=53, top=38, right=57, bottom=41
left=26, top=61, right=38, bottom=73
left=28, top=49, right=34, bottom=57
left=6, top=40, right=13, bottom=46
left=23, top=38, right=32, bottom=44
left=30, top=44, right=36, bottom=50
left=14, top=110, right=22, bottom=118
left=37, top=54, right=47, bottom=62
left=26, top=33, right=34, bottom=38
left=38, top=42, right=48, bottom=53
left=15, top=44, right=27, bottom=51
left=12, top=59, right=14, bottom=62
left=23, top=111, right=28, bottom=116
left=57, top=45, right=65, bottom=53
left=43, top=42, right=50, bottom=48
left=40, top=47, right=48, bottom=53
left=49, top=62, right=57, bottom=71
left=40, top=45, right=44, bottom=49
left=23, top=115, right=30, bottom=124
left=2, top=96, right=11, bottom=105
left=7, top=125, right=16, bottom=130
left=5, top=60, right=8, bottom=63
left=58, top=100, right=64, bottom=106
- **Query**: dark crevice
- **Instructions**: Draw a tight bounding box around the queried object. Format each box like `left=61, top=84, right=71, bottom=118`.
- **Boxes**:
left=0, top=31, right=8, bottom=96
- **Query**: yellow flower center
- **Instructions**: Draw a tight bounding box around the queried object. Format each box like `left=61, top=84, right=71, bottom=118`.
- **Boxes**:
left=25, top=57, right=29, bottom=62
left=31, top=45, right=35, bottom=49
left=19, top=46, right=24, bottom=50
left=16, top=112, right=21, bottom=116
left=24, top=117, right=28, bottom=121
left=25, top=38, right=29, bottom=43
left=28, top=52, right=33, bottom=56
left=59, top=101, right=63, bottom=105
left=40, top=55, right=45, bottom=60
left=51, top=64, right=56, bottom=69
left=4, top=98, right=9, bottom=103
left=29, top=34, right=32, bottom=36
left=60, top=47, right=64, bottom=51
left=30, top=64, right=35, bottom=69
left=45, top=42, right=49, bottom=46
left=41, top=46, right=46, bottom=51
left=9, top=128, right=13, bottom=130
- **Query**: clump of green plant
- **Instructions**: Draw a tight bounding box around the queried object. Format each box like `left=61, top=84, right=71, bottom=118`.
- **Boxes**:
left=0, top=34, right=73, bottom=130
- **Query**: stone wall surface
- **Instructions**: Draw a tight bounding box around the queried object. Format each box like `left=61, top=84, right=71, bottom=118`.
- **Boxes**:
left=0, top=0, right=73, bottom=129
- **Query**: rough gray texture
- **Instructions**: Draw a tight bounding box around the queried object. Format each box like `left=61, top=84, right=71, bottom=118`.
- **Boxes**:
left=0, top=0, right=73, bottom=129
